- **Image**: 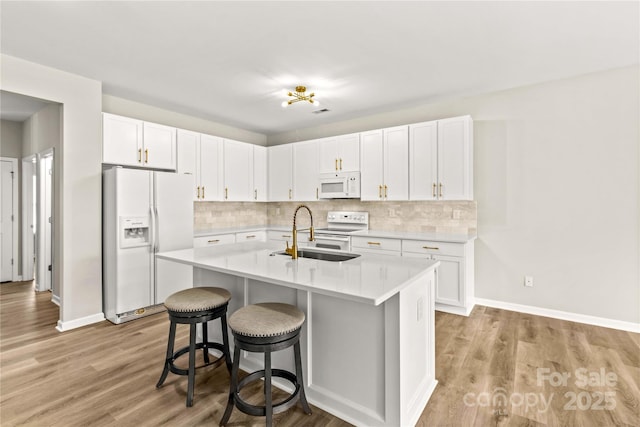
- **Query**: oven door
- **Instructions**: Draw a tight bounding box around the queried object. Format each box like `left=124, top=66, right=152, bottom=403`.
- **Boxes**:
left=311, top=234, right=351, bottom=251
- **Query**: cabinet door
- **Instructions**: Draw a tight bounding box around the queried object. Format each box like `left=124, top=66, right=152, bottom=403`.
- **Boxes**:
left=293, top=140, right=319, bottom=201
left=253, top=145, right=267, bottom=201
left=176, top=130, right=199, bottom=200
left=224, top=139, right=253, bottom=201
left=383, top=126, right=409, bottom=200
left=199, top=134, right=223, bottom=201
left=360, top=130, right=384, bottom=201
left=409, top=121, right=438, bottom=200
left=143, top=122, right=176, bottom=170
left=103, top=113, right=143, bottom=167
left=337, top=133, right=360, bottom=172
left=437, top=116, right=472, bottom=200
left=318, top=136, right=339, bottom=173
left=268, top=144, right=293, bottom=201
left=433, top=254, right=464, bottom=307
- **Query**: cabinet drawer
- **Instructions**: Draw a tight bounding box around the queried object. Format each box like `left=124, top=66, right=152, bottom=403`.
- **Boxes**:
left=194, top=234, right=236, bottom=248
left=402, top=239, right=464, bottom=257
left=267, top=230, right=294, bottom=241
left=236, top=230, right=266, bottom=241
left=351, top=236, right=402, bottom=252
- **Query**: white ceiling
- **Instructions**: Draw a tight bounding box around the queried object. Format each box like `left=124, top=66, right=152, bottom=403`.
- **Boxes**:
left=1, top=1, right=638, bottom=135
left=0, top=90, right=53, bottom=122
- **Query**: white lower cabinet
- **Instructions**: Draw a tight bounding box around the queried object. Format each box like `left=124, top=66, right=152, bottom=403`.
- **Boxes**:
left=402, top=239, right=474, bottom=316
left=194, top=234, right=236, bottom=248
left=351, top=236, right=401, bottom=256
left=235, top=230, right=267, bottom=242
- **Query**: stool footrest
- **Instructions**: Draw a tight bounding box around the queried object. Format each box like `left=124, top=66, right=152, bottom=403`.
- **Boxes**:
left=166, top=342, right=229, bottom=376
left=235, top=369, right=302, bottom=416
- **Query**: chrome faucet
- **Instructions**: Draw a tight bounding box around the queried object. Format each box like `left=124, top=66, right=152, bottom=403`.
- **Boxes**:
left=285, top=204, right=315, bottom=259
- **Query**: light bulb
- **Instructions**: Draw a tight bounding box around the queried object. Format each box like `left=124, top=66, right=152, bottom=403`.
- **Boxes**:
left=281, top=101, right=289, bottom=108
left=312, top=100, right=320, bottom=107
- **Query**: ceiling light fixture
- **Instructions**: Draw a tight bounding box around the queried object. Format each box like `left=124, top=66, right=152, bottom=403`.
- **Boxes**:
left=281, top=86, right=319, bottom=108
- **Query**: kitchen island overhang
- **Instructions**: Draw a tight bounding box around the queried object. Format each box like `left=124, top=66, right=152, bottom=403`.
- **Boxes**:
left=157, top=242, right=439, bottom=426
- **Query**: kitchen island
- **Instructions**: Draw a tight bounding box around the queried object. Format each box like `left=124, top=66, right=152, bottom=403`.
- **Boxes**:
left=157, top=241, right=439, bottom=426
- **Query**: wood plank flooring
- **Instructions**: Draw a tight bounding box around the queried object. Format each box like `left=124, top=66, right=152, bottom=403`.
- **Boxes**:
left=1, top=281, right=638, bottom=426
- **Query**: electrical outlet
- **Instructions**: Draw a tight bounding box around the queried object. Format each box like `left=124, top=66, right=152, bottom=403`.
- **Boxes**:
left=524, top=276, right=534, bottom=287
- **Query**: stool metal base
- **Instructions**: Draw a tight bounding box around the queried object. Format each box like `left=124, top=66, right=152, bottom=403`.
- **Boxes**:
left=220, top=329, right=311, bottom=427
left=156, top=304, right=231, bottom=407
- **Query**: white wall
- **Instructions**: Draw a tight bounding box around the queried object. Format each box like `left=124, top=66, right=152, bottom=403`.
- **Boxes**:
left=102, top=94, right=267, bottom=146
left=21, top=103, right=61, bottom=157
left=0, top=120, right=23, bottom=158
left=270, top=66, right=640, bottom=325
left=1, top=54, right=104, bottom=330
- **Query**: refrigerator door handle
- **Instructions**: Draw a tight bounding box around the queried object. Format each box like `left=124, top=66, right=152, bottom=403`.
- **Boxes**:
left=149, top=206, right=156, bottom=253
left=153, top=206, right=160, bottom=252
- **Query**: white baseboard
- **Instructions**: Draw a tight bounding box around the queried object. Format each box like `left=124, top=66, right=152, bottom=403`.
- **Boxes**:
left=51, top=294, right=60, bottom=306
left=56, top=312, right=105, bottom=332
left=436, top=302, right=474, bottom=316
left=475, top=298, right=640, bottom=333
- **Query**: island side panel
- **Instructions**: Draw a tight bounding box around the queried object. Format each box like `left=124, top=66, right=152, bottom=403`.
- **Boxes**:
left=398, top=269, right=438, bottom=426
left=307, top=292, right=389, bottom=426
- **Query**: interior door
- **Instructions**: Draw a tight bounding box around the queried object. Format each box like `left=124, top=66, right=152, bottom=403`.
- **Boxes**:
left=43, top=156, right=53, bottom=291
left=0, top=159, right=14, bottom=282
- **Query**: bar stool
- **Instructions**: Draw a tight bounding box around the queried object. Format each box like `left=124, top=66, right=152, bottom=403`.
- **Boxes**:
left=220, top=302, right=312, bottom=427
left=156, top=287, right=232, bottom=407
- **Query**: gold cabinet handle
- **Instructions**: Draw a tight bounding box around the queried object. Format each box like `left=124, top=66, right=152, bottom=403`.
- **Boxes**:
left=367, top=241, right=381, bottom=246
left=423, top=246, right=440, bottom=251
left=439, top=183, right=443, bottom=198
left=245, top=235, right=256, bottom=239
left=254, top=189, right=257, bottom=200
left=384, top=185, right=388, bottom=198
left=432, top=183, right=437, bottom=198
left=335, top=158, right=338, bottom=171
left=202, top=186, right=205, bottom=199
left=339, top=158, right=343, bottom=170
left=138, top=148, right=142, bottom=163
left=281, top=234, right=292, bottom=238
left=289, top=189, right=292, bottom=200
left=225, top=187, right=228, bottom=200
left=316, top=188, right=319, bottom=200
left=378, top=185, right=383, bottom=199
left=196, top=186, right=201, bottom=199
left=207, top=239, right=220, bottom=244
left=145, top=149, right=149, bottom=164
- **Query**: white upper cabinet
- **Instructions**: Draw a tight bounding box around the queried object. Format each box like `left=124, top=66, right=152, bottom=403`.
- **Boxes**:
left=293, top=140, right=320, bottom=201
left=199, top=134, right=224, bottom=201
left=224, top=139, right=253, bottom=201
left=409, top=121, right=438, bottom=200
left=318, top=133, right=360, bottom=173
left=360, top=126, right=409, bottom=201
left=103, top=113, right=176, bottom=170
left=268, top=144, right=293, bottom=201
left=409, top=116, right=473, bottom=201
left=253, top=145, right=267, bottom=202
left=177, top=129, right=223, bottom=201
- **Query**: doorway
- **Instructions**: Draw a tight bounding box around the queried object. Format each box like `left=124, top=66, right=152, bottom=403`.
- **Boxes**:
left=37, top=150, right=55, bottom=297
left=1, top=157, right=19, bottom=282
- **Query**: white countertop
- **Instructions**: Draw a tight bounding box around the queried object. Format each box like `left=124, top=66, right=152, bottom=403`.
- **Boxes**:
left=195, top=226, right=475, bottom=243
left=157, top=241, right=438, bottom=306
left=350, top=229, right=476, bottom=243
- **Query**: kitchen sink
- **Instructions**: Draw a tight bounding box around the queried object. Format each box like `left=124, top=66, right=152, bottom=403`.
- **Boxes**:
left=273, top=249, right=361, bottom=262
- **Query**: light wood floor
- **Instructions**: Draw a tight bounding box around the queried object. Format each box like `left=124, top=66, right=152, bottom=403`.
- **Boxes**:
left=1, top=281, right=638, bottom=426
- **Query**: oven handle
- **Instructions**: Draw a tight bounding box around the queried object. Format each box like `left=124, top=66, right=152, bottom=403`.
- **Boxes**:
left=314, top=235, right=351, bottom=242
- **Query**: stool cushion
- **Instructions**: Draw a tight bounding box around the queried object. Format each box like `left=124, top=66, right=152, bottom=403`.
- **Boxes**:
left=164, top=287, right=231, bottom=312
left=229, top=303, right=305, bottom=337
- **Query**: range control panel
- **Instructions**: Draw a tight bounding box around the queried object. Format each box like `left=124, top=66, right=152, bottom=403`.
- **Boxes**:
left=326, top=211, right=369, bottom=226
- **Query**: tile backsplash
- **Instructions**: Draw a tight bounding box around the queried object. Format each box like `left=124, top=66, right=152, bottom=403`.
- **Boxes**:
left=195, top=200, right=476, bottom=234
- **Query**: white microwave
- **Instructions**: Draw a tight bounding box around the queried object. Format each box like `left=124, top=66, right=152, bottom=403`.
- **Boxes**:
left=318, top=171, right=361, bottom=199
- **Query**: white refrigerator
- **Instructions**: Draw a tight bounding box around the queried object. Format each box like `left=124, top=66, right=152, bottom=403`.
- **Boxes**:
left=103, top=167, right=194, bottom=324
